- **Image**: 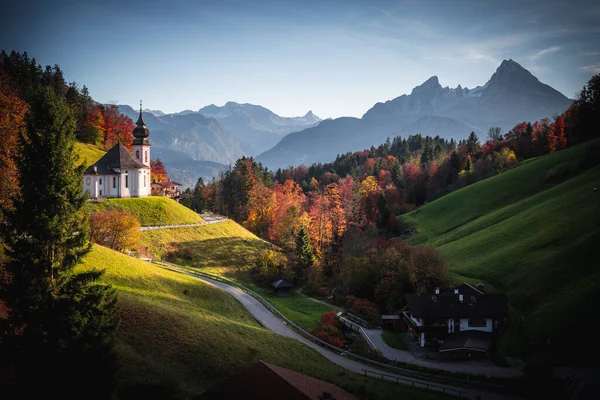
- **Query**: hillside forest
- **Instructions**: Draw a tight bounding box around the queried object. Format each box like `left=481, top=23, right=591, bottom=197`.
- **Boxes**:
left=189, top=72, right=600, bottom=356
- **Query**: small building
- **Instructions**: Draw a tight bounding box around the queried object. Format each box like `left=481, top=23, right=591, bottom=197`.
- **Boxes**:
left=401, top=282, right=508, bottom=357
left=151, top=180, right=182, bottom=198
left=83, top=103, right=151, bottom=198
left=197, top=360, right=358, bottom=400
left=271, top=279, right=293, bottom=297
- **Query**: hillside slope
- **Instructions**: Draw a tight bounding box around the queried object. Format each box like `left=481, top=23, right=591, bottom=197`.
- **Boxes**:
left=87, top=197, right=203, bottom=226
left=79, top=246, right=438, bottom=400
left=400, top=140, right=600, bottom=363
left=74, top=141, right=105, bottom=166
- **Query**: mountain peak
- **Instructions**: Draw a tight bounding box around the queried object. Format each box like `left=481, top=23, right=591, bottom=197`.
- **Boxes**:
left=410, top=75, right=442, bottom=96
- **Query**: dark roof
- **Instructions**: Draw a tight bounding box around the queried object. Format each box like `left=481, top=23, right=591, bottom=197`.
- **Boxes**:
left=271, top=279, right=293, bottom=289
left=84, top=143, right=147, bottom=175
left=441, top=282, right=483, bottom=296
left=439, top=330, right=492, bottom=353
left=405, top=291, right=508, bottom=319
left=196, top=361, right=357, bottom=400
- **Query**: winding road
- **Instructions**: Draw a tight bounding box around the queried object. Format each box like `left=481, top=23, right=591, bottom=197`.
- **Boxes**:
left=158, top=264, right=521, bottom=400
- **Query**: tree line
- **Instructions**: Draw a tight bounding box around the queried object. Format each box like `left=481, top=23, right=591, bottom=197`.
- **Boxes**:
left=0, top=51, right=119, bottom=398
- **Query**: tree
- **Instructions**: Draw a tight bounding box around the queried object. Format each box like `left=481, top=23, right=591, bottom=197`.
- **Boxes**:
left=295, top=225, right=315, bottom=280
left=407, top=245, right=450, bottom=294
left=0, top=87, right=118, bottom=398
left=191, top=177, right=205, bottom=212
left=89, top=209, right=141, bottom=251
left=464, top=131, right=481, bottom=156
left=151, top=158, right=168, bottom=182
left=487, top=126, right=502, bottom=142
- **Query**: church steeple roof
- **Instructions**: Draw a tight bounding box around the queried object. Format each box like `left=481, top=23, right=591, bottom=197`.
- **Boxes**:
left=132, top=100, right=150, bottom=146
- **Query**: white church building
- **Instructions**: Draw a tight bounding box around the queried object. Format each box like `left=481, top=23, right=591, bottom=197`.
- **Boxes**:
left=84, top=104, right=152, bottom=198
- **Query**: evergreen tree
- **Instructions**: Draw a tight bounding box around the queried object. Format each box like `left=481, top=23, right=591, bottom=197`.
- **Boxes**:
left=192, top=176, right=205, bottom=212
left=0, top=87, right=118, bottom=399
left=464, top=131, right=481, bottom=156
left=295, top=225, right=315, bottom=280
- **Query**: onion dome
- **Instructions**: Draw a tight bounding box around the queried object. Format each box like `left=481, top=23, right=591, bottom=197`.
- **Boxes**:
left=132, top=100, right=150, bottom=145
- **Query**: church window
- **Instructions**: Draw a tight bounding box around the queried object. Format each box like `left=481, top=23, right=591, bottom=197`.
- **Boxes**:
left=145, top=151, right=148, bottom=163
left=136, top=150, right=140, bottom=159
left=144, top=174, right=146, bottom=187
left=125, top=174, right=129, bottom=188
left=99, top=178, right=102, bottom=185
left=113, top=177, right=116, bottom=188
left=85, top=177, right=91, bottom=185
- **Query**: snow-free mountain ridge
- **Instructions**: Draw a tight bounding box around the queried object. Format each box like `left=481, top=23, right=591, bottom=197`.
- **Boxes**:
left=257, top=59, right=572, bottom=169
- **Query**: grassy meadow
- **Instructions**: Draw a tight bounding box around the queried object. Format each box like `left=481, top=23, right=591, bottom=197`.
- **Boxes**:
left=87, top=197, right=204, bottom=226
left=79, top=245, right=448, bottom=400
left=141, top=220, right=335, bottom=330
left=400, top=140, right=600, bottom=361
left=74, top=141, right=106, bottom=166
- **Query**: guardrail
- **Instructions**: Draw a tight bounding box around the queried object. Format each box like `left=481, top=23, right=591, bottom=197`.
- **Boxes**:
left=340, top=316, right=376, bottom=350
left=150, top=260, right=510, bottom=396
left=362, top=370, right=463, bottom=397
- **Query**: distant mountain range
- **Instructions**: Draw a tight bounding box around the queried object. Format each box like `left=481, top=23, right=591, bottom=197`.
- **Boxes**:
left=117, top=103, right=320, bottom=186
left=256, top=59, right=573, bottom=169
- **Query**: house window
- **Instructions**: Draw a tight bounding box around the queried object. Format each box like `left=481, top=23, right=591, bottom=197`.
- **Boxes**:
left=468, top=318, right=487, bottom=328
left=113, top=177, right=116, bottom=188
left=125, top=174, right=129, bottom=188
left=136, top=150, right=140, bottom=159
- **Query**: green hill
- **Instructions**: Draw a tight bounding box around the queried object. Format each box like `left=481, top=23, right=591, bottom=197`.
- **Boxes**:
left=400, top=140, right=600, bottom=363
left=74, top=141, right=106, bottom=166
left=141, top=220, right=335, bottom=330
left=87, top=197, right=204, bottom=226
left=79, top=245, right=442, bottom=400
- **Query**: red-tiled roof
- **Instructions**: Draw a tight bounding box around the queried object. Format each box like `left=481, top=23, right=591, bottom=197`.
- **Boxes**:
left=196, top=361, right=358, bottom=400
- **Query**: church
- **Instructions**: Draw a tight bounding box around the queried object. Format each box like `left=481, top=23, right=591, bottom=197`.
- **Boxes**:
left=83, top=104, right=152, bottom=198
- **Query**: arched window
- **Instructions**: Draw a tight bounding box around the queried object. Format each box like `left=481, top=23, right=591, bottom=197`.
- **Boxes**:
left=136, top=150, right=140, bottom=159
left=125, top=172, right=129, bottom=188
left=145, top=151, right=148, bottom=163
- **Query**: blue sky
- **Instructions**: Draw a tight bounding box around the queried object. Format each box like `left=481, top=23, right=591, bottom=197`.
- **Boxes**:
left=1, top=0, right=599, bottom=118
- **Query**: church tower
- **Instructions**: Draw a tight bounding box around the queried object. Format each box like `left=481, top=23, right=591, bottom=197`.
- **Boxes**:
left=131, top=101, right=151, bottom=167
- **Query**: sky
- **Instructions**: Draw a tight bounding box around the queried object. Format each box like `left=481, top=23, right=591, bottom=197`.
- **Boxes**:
left=1, top=0, right=599, bottom=119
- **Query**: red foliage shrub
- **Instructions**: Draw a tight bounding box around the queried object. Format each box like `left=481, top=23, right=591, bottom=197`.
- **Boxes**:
left=312, top=330, right=345, bottom=349
left=320, top=311, right=341, bottom=329
left=345, top=295, right=380, bottom=323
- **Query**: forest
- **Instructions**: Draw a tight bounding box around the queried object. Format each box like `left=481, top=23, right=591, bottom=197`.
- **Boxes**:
left=187, top=72, right=600, bottom=328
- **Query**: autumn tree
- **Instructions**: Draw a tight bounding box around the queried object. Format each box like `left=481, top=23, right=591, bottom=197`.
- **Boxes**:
left=407, top=245, right=451, bottom=294
left=151, top=157, right=168, bottom=182
left=89, top=209, right=141, bottom=251
left=487, top=126, right=503, bottom=142
left=0, top=68, right=28, bottom=219
left=100, top=103, right=134, bottom=149
left=0, top=86, right=118, bottom=398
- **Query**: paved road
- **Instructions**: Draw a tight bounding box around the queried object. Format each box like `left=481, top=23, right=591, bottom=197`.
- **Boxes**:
left=140, top=214, right=227, bottom=231
left=161, top=265, right=521, bottom=400
left=364, top=329, right=524, bottom=379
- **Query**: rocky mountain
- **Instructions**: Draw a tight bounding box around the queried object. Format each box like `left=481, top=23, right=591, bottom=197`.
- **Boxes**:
left=198, top=101, right=321, bottom=155
left=257, top=59, right=572, bottom=169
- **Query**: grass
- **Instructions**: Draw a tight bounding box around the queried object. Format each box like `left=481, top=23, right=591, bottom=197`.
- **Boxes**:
left=400, top=140, right=600, bottom=362
left=78, top=245, right=450, bottom=400
left=86, top=197, right=204, bottom=226
left=74, top=141, right=106, bottom=167
left=141, top=220, right=335, bottom=330
left=381, top=331, right=409, bottom=350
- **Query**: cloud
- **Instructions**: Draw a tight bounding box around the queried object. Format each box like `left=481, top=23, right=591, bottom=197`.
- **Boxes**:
left=582, top=64, right=600, bottom=74
left=531, top=45, right=562, bottom=60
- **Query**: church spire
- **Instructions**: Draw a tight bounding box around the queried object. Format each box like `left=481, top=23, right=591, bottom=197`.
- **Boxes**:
left=136, top=100, right=146, bottom=127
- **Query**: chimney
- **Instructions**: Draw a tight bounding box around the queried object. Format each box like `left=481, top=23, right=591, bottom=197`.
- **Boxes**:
left=454, top=288, right=459, bottom=295
left=459, top=294, right=464, bottom=303
left=435, top=287, right=439, bottom=295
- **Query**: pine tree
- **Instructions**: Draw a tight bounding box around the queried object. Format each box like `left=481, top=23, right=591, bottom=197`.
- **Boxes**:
left=465, top=131, right=481, bottom=156
left=192, top=176, right=205, bottom=212
left=0, top=87, right=118, bottom=398
left=295, top=225, right=315, bottom=280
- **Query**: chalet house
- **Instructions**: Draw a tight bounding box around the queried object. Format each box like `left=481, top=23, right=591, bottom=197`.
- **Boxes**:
left=402, top=283, right=508, bottom=357
left=83, top=104, right=151, bottom=198
left=197, top=360, right=358, bottom=400
left=151, top=180, right=182, bottom=198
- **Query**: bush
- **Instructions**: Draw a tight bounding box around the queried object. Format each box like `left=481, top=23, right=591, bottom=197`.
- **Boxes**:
left=345, top=295, right=380, bottom=325
left=89, top=209, right=141, bottom=251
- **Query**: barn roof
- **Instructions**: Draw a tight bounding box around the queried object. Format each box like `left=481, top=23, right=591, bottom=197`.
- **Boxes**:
left=196, top=361, right=358, bottom=400
left=84, top=143, right=147, bottom=175
left=271, top=279, right=293, bottom=289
